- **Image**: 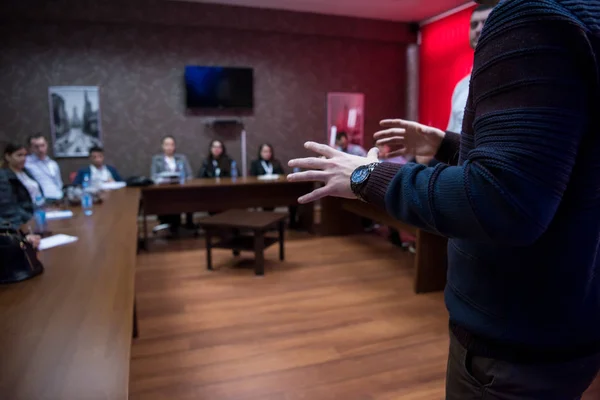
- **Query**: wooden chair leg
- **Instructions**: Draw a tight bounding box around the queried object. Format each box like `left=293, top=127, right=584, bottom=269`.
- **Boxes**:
left=206, top=230, right=213, bottom=270
left=278, top=221, right=285, bottom=261
left=133, top=300, right=139, bottom=339
left=254, top=230, right=265, bottom=276
left=142, top=211, right=149, bottom=251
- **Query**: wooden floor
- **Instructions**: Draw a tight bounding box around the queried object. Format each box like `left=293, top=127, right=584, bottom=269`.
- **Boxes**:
left=130, top=232, right=600, bottom=399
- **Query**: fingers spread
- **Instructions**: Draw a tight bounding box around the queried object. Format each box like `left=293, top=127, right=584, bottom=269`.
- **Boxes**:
left=379, top=119, right=410, bottom=128
left=287, top=170, right=329, bottom=183
left=298, top=186, right=330, bottom=204
left=375, top=136, right=406, bottom=148
left=373, top=128, right=406, bottom=140
left=304, top=141, right=337, bottom=158
left=288, top=157, right=329, bottom=170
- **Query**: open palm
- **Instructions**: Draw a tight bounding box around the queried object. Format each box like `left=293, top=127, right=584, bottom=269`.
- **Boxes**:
left=374, top=119, right=445, bottom=159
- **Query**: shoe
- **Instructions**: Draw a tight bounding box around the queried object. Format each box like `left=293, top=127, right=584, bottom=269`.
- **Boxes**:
left=153, top=223, right=171, bottom=234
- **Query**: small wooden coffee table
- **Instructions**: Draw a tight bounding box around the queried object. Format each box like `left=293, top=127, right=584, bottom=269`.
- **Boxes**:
left=198, top=210, right=287, bottom=276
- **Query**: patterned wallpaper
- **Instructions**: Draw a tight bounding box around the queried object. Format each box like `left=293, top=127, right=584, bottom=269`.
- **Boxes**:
left=0, top=0, right=413, bottom=179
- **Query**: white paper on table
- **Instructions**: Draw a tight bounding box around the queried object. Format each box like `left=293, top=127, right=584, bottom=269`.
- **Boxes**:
left=257, top=174, right=280, bottom=181
left=39, top=234, right=79, bottom=250
left=100, top=181, right=127, bottom=190
left=45, top=210, right=74, bottom=220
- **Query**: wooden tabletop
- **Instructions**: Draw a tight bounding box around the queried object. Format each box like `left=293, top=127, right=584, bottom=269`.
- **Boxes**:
left=0, top=188, right=140, bottom=400
left=142, top=176, right=294, bottom=191
left=198, top=210, right=288, bottom=229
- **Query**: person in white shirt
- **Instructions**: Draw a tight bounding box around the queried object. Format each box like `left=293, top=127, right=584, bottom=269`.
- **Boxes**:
left=446, top=5, right=494, bottom=134
left=335, top=132, right=367, bottom=157
left=25, top=134, right=64, bottom=200
left=417, top=5, right=494, bottom=166
left=149, top=135, right=194, bottom=235
left=73, top=146, right=123, bottom=187
left=150, top=135, right=193, bottom=181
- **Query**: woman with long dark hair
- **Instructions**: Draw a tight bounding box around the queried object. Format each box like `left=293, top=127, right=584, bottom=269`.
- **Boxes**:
left=250, top=143, right=284, bottom=177
left=0, top=143, right=43, bottom=248
left=249, top=143, right=299, bottom=228
left=198, top=140, right=236, bottom=178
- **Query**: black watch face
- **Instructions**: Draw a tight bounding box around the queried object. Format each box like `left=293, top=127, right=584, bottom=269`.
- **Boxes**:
left=351, top=165, right=370, bottom=185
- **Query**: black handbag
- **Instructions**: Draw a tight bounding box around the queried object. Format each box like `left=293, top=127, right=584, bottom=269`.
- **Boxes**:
left=126, top=176, right=154, bottom=187
left=0, top=224, right=44, bottom=284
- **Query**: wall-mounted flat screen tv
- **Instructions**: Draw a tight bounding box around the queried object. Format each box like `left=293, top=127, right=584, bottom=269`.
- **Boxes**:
left=185, top=66, right=254, bottom=109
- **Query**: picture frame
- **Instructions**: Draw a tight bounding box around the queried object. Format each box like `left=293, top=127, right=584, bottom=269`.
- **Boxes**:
left=48, top=86, right=103, bottom=158
left=326, top=92, right=365, bottom=148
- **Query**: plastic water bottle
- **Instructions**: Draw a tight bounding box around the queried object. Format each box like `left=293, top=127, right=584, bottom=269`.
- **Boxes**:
left=81, top=174, right=93, bottom=216
left=231, top=160, right=238, bottom=179
left=178, top=160, right=186, bottom=184
left=82, top=173, right=90, bottom=189
left=34, top=195, right=47, bottom=234
left=81, top=191, right=93, bottom=216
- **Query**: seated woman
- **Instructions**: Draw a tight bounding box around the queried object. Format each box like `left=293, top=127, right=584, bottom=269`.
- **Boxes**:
left=250, top=143, right=298, bottom=227
left=150, top=135, right=193, bottom=180
left=0, top=143, right=43, bottom=248
left=198, top=140, right=236, bottom=178
left=150, top=135, right=194, bottom=235
left=250, top=143, right=284, bottom=176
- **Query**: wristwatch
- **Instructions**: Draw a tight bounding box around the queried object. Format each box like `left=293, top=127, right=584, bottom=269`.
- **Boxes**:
left=350, top=162, right=380, bottom=202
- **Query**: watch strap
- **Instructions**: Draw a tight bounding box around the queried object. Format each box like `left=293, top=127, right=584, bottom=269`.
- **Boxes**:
left=352, top=162, right=380, bottom=202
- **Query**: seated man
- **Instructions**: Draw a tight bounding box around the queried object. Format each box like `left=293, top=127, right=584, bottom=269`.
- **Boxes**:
left=25, top=134, right=64, bottom=201
left=335, top=131, right=367, bottom=157
left=73, top=146, right=123, bottom=186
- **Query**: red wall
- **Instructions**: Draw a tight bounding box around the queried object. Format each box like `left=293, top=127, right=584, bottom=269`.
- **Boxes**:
left=419, top=6, right=475, bottom=130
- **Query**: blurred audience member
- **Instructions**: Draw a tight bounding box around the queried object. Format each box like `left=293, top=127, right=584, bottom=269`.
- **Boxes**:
left=1, top=143, right=42, bottom=247
left=447, top=5, right=494, bottom=134
left=73, top=146, right=123, bottom=186
left=335, top=132, right=367, bottom=157
left=250, top=143, right=284, bottom=176
left=25, top=134, right=63, bottom=200
left=198, top=140, right=236, bottom=178
left=150, top=135, right=194, bottom=234
left=417, top=4, right=494, bottom=167
left=250, top=144, right=298, bottom=227
left=150, top=135, right=192, bottom=181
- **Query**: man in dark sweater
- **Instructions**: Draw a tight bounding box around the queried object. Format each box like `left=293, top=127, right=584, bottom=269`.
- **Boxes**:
left=288, top=0, right=600, bottom=398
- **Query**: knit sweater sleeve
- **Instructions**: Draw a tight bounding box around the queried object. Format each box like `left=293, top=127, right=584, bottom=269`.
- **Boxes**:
left=435, top=131, right=461, bottom=166
left=363, top=15, right=593, bottom=246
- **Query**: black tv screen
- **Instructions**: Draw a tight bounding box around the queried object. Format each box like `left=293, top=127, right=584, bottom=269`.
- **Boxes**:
left=185, top=66, right=254, bottom=109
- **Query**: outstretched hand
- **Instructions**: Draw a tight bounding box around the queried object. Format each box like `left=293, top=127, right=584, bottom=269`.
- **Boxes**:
left=374, top=119, right=445, bottom=159
left=287, top=142, right=379, bottom=204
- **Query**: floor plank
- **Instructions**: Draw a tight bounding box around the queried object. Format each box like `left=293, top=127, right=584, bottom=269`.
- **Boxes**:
left=131, top=232, right=600, bottom=399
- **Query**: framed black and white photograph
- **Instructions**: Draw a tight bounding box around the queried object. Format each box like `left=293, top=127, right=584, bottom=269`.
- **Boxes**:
left=48, top=86, right=103, bottom=158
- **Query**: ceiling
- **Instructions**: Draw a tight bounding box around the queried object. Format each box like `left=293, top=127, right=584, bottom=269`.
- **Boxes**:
left=175, top=0, right=474, bottom=22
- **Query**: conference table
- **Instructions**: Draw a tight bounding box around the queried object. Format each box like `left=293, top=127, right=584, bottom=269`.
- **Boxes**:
left=0, top=176, right=444, bottom=399
left=141, top=176, right=315, bottom=246
left=0, top=188, right=140, bottom=400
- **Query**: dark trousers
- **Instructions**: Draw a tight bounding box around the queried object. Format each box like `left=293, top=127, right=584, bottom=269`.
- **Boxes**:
left=446, top=332, right=600, bottom=399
